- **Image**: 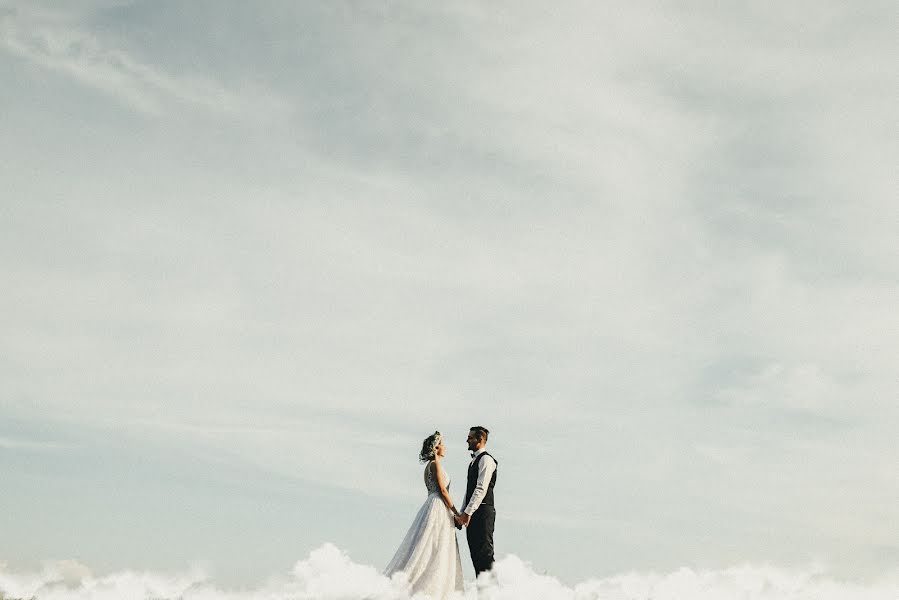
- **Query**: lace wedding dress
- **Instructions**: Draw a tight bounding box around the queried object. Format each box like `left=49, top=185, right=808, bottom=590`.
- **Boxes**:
left=385, top=462, right=464, bottom=598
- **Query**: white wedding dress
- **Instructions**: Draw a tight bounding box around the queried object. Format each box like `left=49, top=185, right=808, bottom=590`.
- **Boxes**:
left=385, top=462, right=464, bottom=599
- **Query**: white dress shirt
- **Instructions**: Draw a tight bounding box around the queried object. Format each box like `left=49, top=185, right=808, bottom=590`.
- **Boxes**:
left=463, top=448, right=497, bottom=516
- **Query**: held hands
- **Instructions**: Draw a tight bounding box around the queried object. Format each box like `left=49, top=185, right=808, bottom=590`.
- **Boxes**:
left=454, top=513, right=470, bottom=528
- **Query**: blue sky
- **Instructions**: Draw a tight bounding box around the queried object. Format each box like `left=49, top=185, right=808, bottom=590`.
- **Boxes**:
left=1, top=0, right=897, bottom=587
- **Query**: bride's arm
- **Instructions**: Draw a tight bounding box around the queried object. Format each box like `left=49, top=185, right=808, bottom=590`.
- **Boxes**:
left=432, top=460, right=459, bottom=515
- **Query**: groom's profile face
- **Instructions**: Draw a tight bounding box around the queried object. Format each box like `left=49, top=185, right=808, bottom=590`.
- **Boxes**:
left=466, top=430, right=482, bottom=452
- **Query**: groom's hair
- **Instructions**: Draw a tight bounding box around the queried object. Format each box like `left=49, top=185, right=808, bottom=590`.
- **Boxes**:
left=469, top=426, right=490, bottom=442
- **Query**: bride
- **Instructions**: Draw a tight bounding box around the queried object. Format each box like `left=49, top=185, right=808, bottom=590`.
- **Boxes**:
left=385, top=431, right=464, bottom=598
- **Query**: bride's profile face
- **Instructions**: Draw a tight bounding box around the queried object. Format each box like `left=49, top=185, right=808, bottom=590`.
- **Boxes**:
left=435, top=441, right=446, bottom=457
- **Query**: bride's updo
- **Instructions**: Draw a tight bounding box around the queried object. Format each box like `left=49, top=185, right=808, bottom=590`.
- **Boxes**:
left=419, top=431, right=442, bottom=462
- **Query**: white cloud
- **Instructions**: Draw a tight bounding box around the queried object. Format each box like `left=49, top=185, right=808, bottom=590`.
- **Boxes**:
left=1, top=546, right=897, bottom=600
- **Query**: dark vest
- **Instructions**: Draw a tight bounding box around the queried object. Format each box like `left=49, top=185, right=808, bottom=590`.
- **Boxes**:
left=465, top=451, right=498, bottom=508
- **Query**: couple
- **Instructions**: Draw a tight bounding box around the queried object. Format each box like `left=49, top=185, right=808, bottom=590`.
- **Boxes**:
left=385, top=426, right=498, bottom=599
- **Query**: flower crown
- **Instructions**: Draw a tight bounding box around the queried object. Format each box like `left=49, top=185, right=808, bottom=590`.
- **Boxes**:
left=427, top=431, right=443, bottom=456
left=420, top=431, right=443, bottom=462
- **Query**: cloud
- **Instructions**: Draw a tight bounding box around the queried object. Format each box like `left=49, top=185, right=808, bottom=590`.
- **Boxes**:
left=0, top=435, right=72, bottom=450
left=0, top=0, right=896, bottom=586
left=0, top=5, right=287, bottom=117
left=0, top=545, right=897, bottom=600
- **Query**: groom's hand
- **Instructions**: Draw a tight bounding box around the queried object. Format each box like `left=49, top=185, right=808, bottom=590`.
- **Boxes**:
left=456, top=513, right=470, bottom=527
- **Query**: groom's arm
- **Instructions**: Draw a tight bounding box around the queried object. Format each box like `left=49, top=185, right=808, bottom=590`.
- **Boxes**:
left=462, top=455, right=496, bottom=516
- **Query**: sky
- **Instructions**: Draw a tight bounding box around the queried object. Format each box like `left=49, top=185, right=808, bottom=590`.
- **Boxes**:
left=1, top=0, right=897, bottom=591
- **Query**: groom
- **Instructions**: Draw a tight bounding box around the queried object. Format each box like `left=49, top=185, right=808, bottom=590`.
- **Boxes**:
left=454, top=426, right=498, bottom=576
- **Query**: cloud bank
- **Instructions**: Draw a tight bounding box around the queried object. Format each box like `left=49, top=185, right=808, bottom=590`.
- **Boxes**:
left=1, top=544, right=897, bottom=600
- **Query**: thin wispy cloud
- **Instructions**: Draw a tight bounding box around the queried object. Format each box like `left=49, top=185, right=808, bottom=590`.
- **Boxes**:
left=0, top=6, right=286, bottom=117
left=0, top=435, right=72, bottom=450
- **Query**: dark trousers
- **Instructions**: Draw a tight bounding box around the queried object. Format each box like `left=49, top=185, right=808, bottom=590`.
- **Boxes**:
left=465, top=505, right=495, bottom=575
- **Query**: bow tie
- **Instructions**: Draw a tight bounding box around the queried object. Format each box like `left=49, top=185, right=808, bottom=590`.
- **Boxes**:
left=470, top=452, right=476, bottom=458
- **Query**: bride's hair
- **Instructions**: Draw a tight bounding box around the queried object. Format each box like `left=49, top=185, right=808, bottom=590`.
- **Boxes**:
left=419, top=431, right=442, bottom=463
